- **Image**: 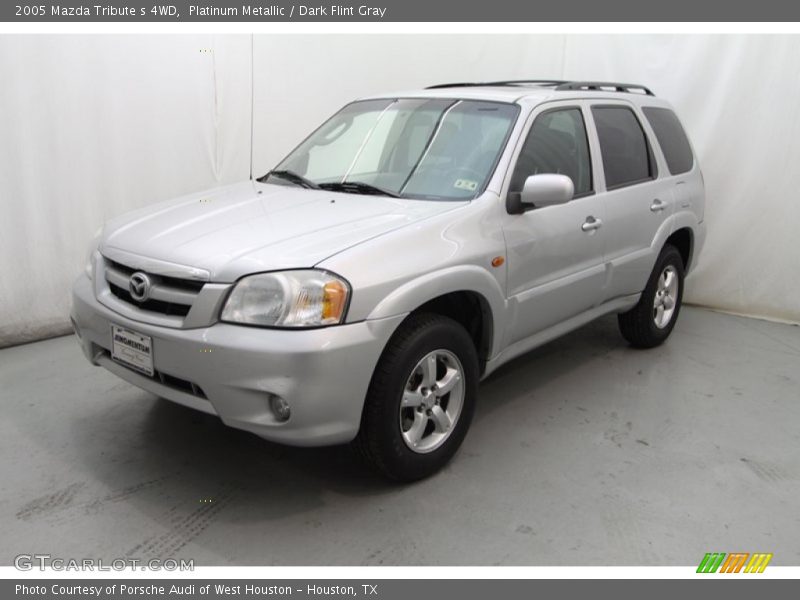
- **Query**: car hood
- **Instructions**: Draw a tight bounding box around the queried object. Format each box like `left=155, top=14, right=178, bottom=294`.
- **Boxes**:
left=101, top=181, right=466, bottom=282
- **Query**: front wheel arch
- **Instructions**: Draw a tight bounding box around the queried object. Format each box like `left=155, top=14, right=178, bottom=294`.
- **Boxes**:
left=354, top=312, right=480, bottom=481
left=411, top=291, right=493, bottom=376
left=364, top=265, right=507, bottom=360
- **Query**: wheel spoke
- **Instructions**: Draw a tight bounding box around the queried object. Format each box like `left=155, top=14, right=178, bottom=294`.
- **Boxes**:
left=655, top=304, right=665, bottom=325
left=406, top=411, right=428, bottom=445
left=421, top=354, right=438, bottom=387
left=399, top=349, right=466, bottom=454
left=663, top=294, right=675, bottom=310
left=435, top=367, right=461, bottom=396
left=430, top=405, right=452, bottom=433
left=402, top=389, right=424, bottom=408
left=664, top=269, right=675, bottom=290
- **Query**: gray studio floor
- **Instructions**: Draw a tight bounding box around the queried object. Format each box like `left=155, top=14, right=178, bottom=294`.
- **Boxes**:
left=1, top=306, right=799, bottom=566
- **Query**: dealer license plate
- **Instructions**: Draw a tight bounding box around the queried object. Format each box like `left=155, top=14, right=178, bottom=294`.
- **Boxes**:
left=111, top=325, right=154, bottom=377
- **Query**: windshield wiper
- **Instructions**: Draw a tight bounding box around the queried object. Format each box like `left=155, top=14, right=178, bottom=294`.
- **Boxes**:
left=260, top=169, right=320, bottom=190
left=318, top=181, right=401, bottom=198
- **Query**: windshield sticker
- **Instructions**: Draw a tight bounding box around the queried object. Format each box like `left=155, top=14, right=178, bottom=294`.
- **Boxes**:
left=454, top=179, right=478, bottom=191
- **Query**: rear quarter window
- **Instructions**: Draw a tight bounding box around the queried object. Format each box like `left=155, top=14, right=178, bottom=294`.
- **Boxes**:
left=591, top=106, right=656, bottom=190
left=642, top=107, right=695, bottom=175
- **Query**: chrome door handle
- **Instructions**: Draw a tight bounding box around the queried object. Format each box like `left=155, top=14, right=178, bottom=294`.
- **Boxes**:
left=581, top=216, right=603, bottom=232
left=650, top=199, right=666, bottom=212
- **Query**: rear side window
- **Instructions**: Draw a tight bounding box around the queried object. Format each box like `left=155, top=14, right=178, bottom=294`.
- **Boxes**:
left=592, top=106, right=656, bottom=189
left=642, top=107, right=694, bottom=175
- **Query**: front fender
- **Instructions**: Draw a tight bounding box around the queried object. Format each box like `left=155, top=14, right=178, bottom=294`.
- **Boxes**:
left=366, top=265, right=508, bottom=360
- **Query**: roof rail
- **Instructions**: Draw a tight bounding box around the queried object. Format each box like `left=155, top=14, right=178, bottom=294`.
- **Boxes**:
left=424, top=79, right=655, bottom=96
left=554, top=81, right=655, bottom=96
left=425, top=80, right=567, bottom=90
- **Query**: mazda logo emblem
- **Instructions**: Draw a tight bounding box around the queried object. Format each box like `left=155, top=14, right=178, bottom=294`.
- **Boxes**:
left=129, top=272, right=152, bottom=302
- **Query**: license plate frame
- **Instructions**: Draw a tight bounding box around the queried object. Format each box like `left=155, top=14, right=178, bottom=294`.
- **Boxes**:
left=110, top=325, right=154, bottom=377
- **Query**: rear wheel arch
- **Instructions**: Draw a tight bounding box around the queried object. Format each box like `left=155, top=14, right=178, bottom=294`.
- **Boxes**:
left=665, top=227, right=693, bottom=270
left=618, top=244, right=685, bottom=348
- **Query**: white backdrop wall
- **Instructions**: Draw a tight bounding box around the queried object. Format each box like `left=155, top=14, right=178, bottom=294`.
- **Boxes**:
left=251, top=35, right=566, bottom=171
left=1, top=34, right=799, bottom=347
left=559, top=35, right=800, bottom=324
left=0, top=35, right=252, bottom=346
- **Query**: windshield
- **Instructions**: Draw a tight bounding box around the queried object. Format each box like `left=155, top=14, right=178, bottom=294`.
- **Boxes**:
left=271, top=98, right=519, bottom=200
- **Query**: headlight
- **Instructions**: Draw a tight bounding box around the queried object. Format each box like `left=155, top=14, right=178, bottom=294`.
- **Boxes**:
left=221, top=270, right=350, bottom=328
left=84, top=227, right=103, bottom=280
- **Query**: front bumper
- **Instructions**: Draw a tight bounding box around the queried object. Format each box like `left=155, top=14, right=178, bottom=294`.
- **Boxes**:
left=70, top=274, right=405, bottom=446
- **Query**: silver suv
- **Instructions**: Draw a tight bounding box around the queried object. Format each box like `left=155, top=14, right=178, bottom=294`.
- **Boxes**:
left=72, top=80, right=705, bottom=480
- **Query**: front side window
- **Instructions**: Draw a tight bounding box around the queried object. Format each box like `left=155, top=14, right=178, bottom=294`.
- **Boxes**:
left=592, top=106, right=656, bottom=189
left=642, top=107, right=694, bottom=175
left=509, top=107, right=593, bottom=197
left=273, top=98, right=519, bottom=200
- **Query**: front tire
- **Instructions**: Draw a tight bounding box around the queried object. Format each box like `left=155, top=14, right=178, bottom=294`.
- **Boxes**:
left=618, top=244, right=685, bottom=348
left=354, top=313, right=479, bottom=482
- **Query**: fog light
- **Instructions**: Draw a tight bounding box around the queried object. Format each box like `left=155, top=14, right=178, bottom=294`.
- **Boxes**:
left=270, top=395, right=291, bottom=422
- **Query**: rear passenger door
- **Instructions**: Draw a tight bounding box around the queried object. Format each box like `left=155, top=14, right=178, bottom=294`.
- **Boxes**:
left=587, top=102, right=675, bottom=300
left=501, top=103, right=607, bottom=346
left=641, top=105, right=701, bottom=220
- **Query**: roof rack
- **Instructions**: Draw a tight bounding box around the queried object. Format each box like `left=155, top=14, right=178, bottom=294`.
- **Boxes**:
left=425, top=79, right=655, bottom=96
left=553, top=81, right=654, bottom=95
left=425, top=80, right=567, bottom=90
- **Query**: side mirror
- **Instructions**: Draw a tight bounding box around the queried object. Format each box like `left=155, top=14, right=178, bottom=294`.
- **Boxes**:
left=507, top=174, right=574, bottom=214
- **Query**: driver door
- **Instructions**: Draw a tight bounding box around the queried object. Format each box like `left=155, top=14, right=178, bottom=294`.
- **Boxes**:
left=501, top=102, right=607, bottom=346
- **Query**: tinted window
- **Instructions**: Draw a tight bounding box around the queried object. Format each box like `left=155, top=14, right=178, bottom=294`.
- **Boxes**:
left=643, top=107, right=694, bottom=175
left=510, top=108, right=592, bottom=196
left=592, top=106, right=655, bottom=189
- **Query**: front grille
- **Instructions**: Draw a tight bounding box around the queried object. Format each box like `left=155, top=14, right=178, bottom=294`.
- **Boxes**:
left=104, top=258, right=204, bottom=318
left=106, top=260, right=205, bottom=293
left=108, top=283, right=191, bottom=317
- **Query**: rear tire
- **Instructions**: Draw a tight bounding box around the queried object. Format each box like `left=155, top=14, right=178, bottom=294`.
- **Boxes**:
left=618, top=244, right=685, bottom=349
left=354, top=313, right=479, bottom=482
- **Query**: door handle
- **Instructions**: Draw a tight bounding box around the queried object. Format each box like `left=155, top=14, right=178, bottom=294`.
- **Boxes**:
left=650, top=199, right=666, bottom=212
left=581, top=216, right=603, bottom=232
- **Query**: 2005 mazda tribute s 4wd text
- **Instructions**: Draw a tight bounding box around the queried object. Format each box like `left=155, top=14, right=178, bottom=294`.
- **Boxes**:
left=72, top=80, right=705, bottom=481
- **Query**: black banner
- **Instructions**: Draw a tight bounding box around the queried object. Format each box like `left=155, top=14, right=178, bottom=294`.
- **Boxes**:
left=3, top=0, right=800, bottom=22
left=5, top=579, right=800, bottom=600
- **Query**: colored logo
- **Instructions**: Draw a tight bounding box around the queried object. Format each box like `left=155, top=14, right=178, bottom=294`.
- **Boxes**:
left=697, top=552, right=773, bottom=573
